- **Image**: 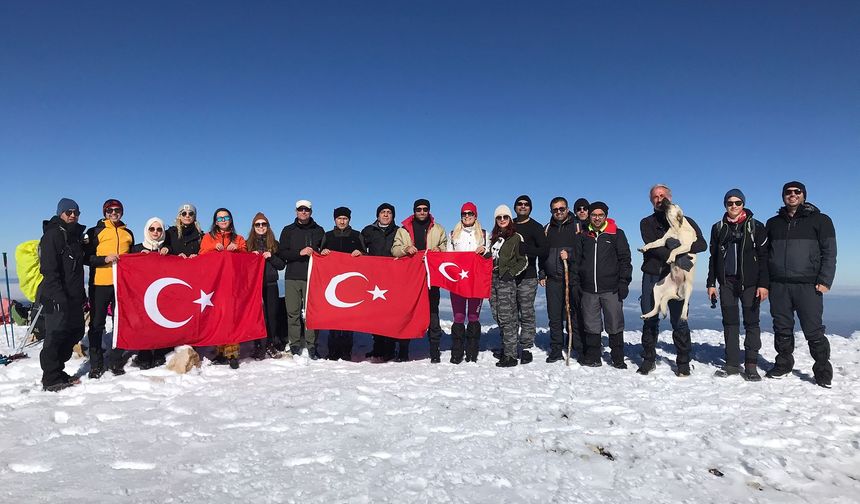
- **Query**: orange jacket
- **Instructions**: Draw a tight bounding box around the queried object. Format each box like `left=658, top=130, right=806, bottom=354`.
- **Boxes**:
left=199, top=231, right=247, bottom=255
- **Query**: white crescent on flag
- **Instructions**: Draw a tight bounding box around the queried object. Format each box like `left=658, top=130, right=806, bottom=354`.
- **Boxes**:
left=324, top=272, right=368, bottom=308
left=144, top=277, right=194, bottom=329
left=438, top=262, right=461, bottom=282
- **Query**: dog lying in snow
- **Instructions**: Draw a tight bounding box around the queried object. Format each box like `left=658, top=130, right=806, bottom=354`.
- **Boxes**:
left=639, top=200, right=697, bottom=321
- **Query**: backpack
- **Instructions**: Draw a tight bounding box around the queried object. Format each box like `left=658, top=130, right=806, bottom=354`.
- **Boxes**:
left=716, top=219, right=759, bottom=250
left=15, top=240, right=43, bottom=302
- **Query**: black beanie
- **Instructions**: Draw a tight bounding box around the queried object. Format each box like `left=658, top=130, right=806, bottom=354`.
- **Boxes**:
left=333, top=206, right=351, bottom=219
left=588, top=201, right=609, bottom=214
left=514, top=194, right=532, bottom=207
left=783, top=181, right=807, bottom=199
left=413, top=198, right=430, bottom=211
left=376, top=203, right=395, bottom=219
left=723, top=188, right=745, bottom=206
left=574, top=198, right=590, bottom=211
left=57, top=197, right=79, bottom=217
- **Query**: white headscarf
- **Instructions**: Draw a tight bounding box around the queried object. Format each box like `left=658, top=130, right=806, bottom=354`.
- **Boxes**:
left=142, top=217, right=166, bottom=251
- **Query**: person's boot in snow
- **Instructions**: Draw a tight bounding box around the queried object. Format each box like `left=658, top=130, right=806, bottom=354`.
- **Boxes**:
left=742, top=362, right=761, bottom=382
left=520, top=349, right=533, bottom=365
left=714, top=365, right=742, bottom=377
left=450, top=323, right=465, bottom=364
left=496, top=355, right=518, bottom=367
left=429, top=342, right=441, bottom=364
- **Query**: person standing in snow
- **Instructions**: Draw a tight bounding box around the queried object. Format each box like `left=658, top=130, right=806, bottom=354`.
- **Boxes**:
left=512, top=195, right=548, bottom=365
left=320, top=206, right=366, bottom=361
left=39, top=198, right=87, bottom=392
left=246, top=212, right=287, bottom=361
left=447, top=202, right=489, bottom=364
left=392, top=199, right=448, bottom=362
left=539, top=197, right=580, bottom=363
left=571, top=202, right=632, bottom=368
left=361, top=203, right=399, bottom=361
left=488, top=205, right=527, bottom=367
left=130, top=217, right=171, bottom=370
left=706, top=189, right=769, bottom=381
left=764, top=181, right=836, bottom=388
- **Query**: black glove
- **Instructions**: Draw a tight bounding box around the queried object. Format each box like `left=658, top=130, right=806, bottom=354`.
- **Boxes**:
left=665, top=237, right=681, bottom=250
left=617, top=284, right=629, bottom=301
left=675, top=254, right=694, bottom=271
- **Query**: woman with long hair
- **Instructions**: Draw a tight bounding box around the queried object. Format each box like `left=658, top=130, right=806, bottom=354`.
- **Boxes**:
left=447, top=202, right=488, bottom=364
left=246, top=212, right=287, bottom=360
left=164, top=203, right=203, bottom=258
left=199, top=208, right=247, bottom=369
left=488, top=205, right=527, bottom=367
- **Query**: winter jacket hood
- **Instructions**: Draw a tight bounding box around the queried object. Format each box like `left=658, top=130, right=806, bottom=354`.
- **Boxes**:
left=574, top=218, right=633, bottom=294
left=392, top=215, right=447, bottom=257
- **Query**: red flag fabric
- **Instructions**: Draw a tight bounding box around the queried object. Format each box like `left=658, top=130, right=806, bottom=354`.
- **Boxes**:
left=306, top=251, right=429, bottom=339
left=114, top=253, right=266, bottom=350
left=426, top=251, right=492, bottom=299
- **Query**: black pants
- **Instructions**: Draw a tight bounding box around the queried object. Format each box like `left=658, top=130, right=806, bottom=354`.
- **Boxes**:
left=327, top=330, right=354, bottom=360
left=372, top=335, right=397, bottom=359
left=545, top=277, right=581, bottom=355
left=641, top=273, right=691, bottom=366
left=40, top=302, right=85, bottom=387
left=428, top=286, right=442, bottom=345
left=719, top=276, right=761, bottom=367
left=257, top=283, right=280, bottom=348
left=87, top=285, right=123, bottom=369
left=769, top=282, right=832, bottom=381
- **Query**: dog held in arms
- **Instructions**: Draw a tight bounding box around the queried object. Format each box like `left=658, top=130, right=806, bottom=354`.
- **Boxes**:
left=638, top=199, right=697, bottom=321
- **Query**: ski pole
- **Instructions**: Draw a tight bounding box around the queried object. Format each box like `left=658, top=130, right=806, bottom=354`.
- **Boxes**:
left=2, top=253, right=14, bottom=347
left=0, top=289, right=10, bottom=347
left=563, top=260, right=574, bottom=367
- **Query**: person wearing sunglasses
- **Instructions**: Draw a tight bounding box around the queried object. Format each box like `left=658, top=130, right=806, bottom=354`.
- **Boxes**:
left=361, top=203, right=399, bottom=362
left=706, top=189, right=769, bottom=381
left=488, top=205, right=527, bottom=367
left=246, top=212, right=287, bottom=361
left=200, top=207, right=247, bottom=369
left=392, top=198, right=448, bottom=362
left=572, top=197, right=591, bottom=233
left=278, top=200, right=325, bottom=360
left=320, top=206, right=366, bottom=361
left=446, top=202, right=489, bottom=364
left=39, top=198, right=87, bottom=391
left=164, top=203, right=203, bottom=258
left=129, top=217, right=171, bottom=370
left=538, top=196, right=582, bottom=363
left=511, top=195, right=548, bottom=365
left=84, top=198, right=134, bottom=379
left=764, top=181, right=836, bottom=388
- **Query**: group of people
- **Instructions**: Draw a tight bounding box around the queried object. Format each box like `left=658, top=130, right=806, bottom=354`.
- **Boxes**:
left=36, top=180, right=837, bottom=392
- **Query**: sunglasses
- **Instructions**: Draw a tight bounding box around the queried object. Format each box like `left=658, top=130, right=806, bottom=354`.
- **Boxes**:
left=784, top=189, right=803, bottom=196
left=105, top=207, right=122, bottom=215
left=148, top=226, right=164, bottom=233
left=216, top=216, right=232, bottom=222
left=254, top=221, right=268, bottom=228
left=180, top=211, right=195, bottom=217
left=63, top=209, right=80, bottom=216
left=726, top=200, right=744, bottom=207
left=415, top=207, right=429, bottom=213
left=461, top=211, right=475, bottom=217
left=496, top=215, right=511, bottom=221
left=551, top=207, right=568, bottom=214
left=516, top=201, right=531, bottom=207
left=590, top=213, right=606, bottom=218
left=576, top=206, right=589, bottom=212
left=296, top=206, right=311, bottom=212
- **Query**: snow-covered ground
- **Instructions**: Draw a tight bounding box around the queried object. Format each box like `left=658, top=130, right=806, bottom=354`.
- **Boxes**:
left=1, top=323, right=859, bottom=503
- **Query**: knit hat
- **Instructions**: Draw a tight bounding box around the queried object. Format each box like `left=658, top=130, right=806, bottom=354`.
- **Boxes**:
left=102, top=198, right=123, bottom=215
left=252, top=212, right=269, bottom=225
left=723, top=188, right=745, bottom=206
left=460, top=202, right=478, bottom=216
left=589, top=201, right=609, bottom=214
left=376, top=203, right=395, bottom=218
left=333, top=206, right=351, bottom=219
left=56, top=198, right=79, bottom=217
left=295, top=199, right=312, bottom=210
left=574, top=198, right=590, bottom=211
left=178, top=203, right=197, bottom=216
left=413, top=198, right=430, bottom=211
left=514, top=195, right=532, bottom=207
left=494, top=204, right=513, bottom=220
left=782, top=181, right=806, bottom=199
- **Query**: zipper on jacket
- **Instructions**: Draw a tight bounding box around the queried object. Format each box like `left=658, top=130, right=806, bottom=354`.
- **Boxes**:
left=592, top=241, right=598, bottom=293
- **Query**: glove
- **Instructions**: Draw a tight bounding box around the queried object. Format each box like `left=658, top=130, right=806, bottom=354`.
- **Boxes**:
left=617, top=284, right=629, bottom=301
left=665, top=237, right=681, bottom=250
left=675, top=254, right=694, bottom=271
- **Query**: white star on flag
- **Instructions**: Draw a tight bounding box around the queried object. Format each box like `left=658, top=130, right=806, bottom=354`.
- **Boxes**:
left=193, top=290, right=215, bottom=312
left=367, top=285, right=388, bottom=301
left=459, top=270, right=469, bottom=279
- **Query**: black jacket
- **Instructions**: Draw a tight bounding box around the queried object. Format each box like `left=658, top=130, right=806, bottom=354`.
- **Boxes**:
left=539, top=216, right=580, bottom=280
left=765, top=203, right=836, bottom=287
left=278, top=218, right=325, bottom=280
left=514, top=217, right=548, bottom=280
left=706, top=209, right=769, bottom=290
left=362, top=221, right=399, bottom=257
left=164, top=225, right=203, bottom=256
left=321, top=227, right=366, bottom=254
left=639, top=210, right=707, bottom=276
left=573, top=219, right=632, bottom=294
left=131, top=243, right=159, bottom=253
left=38, top=216, right=86, bottom=309
left=248, top=235, right=287, bottom=285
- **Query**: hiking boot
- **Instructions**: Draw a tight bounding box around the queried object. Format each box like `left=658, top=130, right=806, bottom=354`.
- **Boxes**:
left=252, top=346, right=267, bottom=361
left=580, top=358, right=602, bottom=367
left=290, top=346, right=301, bottom=356
left=110, top=366, right=126, bottom=376
left=742, top=364, right=762, bottom=382
left=612, top=361, right=628, bottom=370
left=815, top=377, right=832, bottom=389
left=545, top=352, right=564, bottom=364
left=637, top=360, right=656, bottom=375
left=266, top=346, right=284, bottom=359
left=44, top=381, right=75, bottom=392
left=307, top=348, right=319, bottom=360
left=520, top=350, right=533, bottom=365
left=228, top=357, right=239, bottom=369
left=765, top=366, right=791, bottom=379
left=429, top=342, right=441, bottom=363
left=676, top=364, right=691, bottom=377
left=714, top=365, right=742, bottom=378
left=88, top=366, right=105, bottom=379
left=212, top=354, right=228, bottom=365
left=496, top=356, right=518, bottom=368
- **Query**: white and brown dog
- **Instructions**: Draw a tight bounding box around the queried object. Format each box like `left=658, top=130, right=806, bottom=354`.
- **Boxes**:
left=639, top=200, right=697, bottom=321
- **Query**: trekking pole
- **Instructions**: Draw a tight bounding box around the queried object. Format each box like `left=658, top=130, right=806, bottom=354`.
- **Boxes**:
left=563, top=260, right=574, bottom=367
left=0, top=289, right=10, bottom=347
left=15, top=303, right=43, bottom=355
left=3, top=253, right=15, bottom=347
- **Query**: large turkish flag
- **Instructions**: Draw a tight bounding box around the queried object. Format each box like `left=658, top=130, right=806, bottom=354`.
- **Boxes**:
left=113, top=253, right=266, bottom=350
left=426, top=251, right=492, bottom=299
left=305, top=252, right=429, bottom=339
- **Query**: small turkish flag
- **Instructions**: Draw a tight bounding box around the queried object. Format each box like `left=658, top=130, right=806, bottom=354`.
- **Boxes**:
left=305, top=251, right=429, bottom=339
left=114, top=253, right=266, bottom=350
left=426, top=251, right=492, bottom=299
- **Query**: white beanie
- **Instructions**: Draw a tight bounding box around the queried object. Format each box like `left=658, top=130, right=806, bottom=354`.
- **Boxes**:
left=494, top=204, right=513, bottom=220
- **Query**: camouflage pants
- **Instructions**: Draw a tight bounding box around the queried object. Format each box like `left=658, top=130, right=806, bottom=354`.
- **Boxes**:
left=490, top=271, right=519, bottom=357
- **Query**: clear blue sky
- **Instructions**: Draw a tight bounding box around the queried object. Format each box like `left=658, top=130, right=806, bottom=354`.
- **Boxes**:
left=2, top=1, right=858, bottom=292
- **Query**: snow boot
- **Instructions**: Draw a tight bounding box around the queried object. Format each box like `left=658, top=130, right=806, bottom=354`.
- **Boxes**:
left=228, top=357, right=239, bottom=369
left=608, top=332, right=625, bottom=368
left=637, top=360, right=655, bottom=375
left=809, top=337, right=833, bottom=388
left=465, top=321, right=481, bottom=362
left=520, top=349, right=533, bottom=365
left=742, top=363, right=761, bottom=382
left=429, top=342, right=441, bottom=364
left=450, top=323, right=465, bottom=364
left=496, top=355, right=518, bottom=367
left=714, top=365, right=742, bottom=377
left=396, top=340, right=410, bottom=362
left=581, top=333, right=603, bottom=366
left=252, top=344, right=266, bottom=361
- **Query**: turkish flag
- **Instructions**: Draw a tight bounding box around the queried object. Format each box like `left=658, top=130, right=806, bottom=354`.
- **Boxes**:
left=306, top=251, right=429, bottom=339
left=114, top=253, right=266, bottom=350
left=426, top=251, right=492, bottom=299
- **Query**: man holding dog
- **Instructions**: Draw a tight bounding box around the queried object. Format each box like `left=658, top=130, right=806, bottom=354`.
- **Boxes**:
left=764, top=181, right=836, bottom=388
left=638, top=184, right=706, bottom=376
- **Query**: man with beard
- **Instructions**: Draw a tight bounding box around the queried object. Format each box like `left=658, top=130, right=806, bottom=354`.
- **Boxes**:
left=512, top=195, right=548, bottom=364
left=539, top=197, right=580, bottom=363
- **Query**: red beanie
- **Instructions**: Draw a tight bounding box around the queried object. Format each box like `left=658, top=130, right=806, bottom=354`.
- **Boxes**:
left=461, top=202, right=477, bottom=216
